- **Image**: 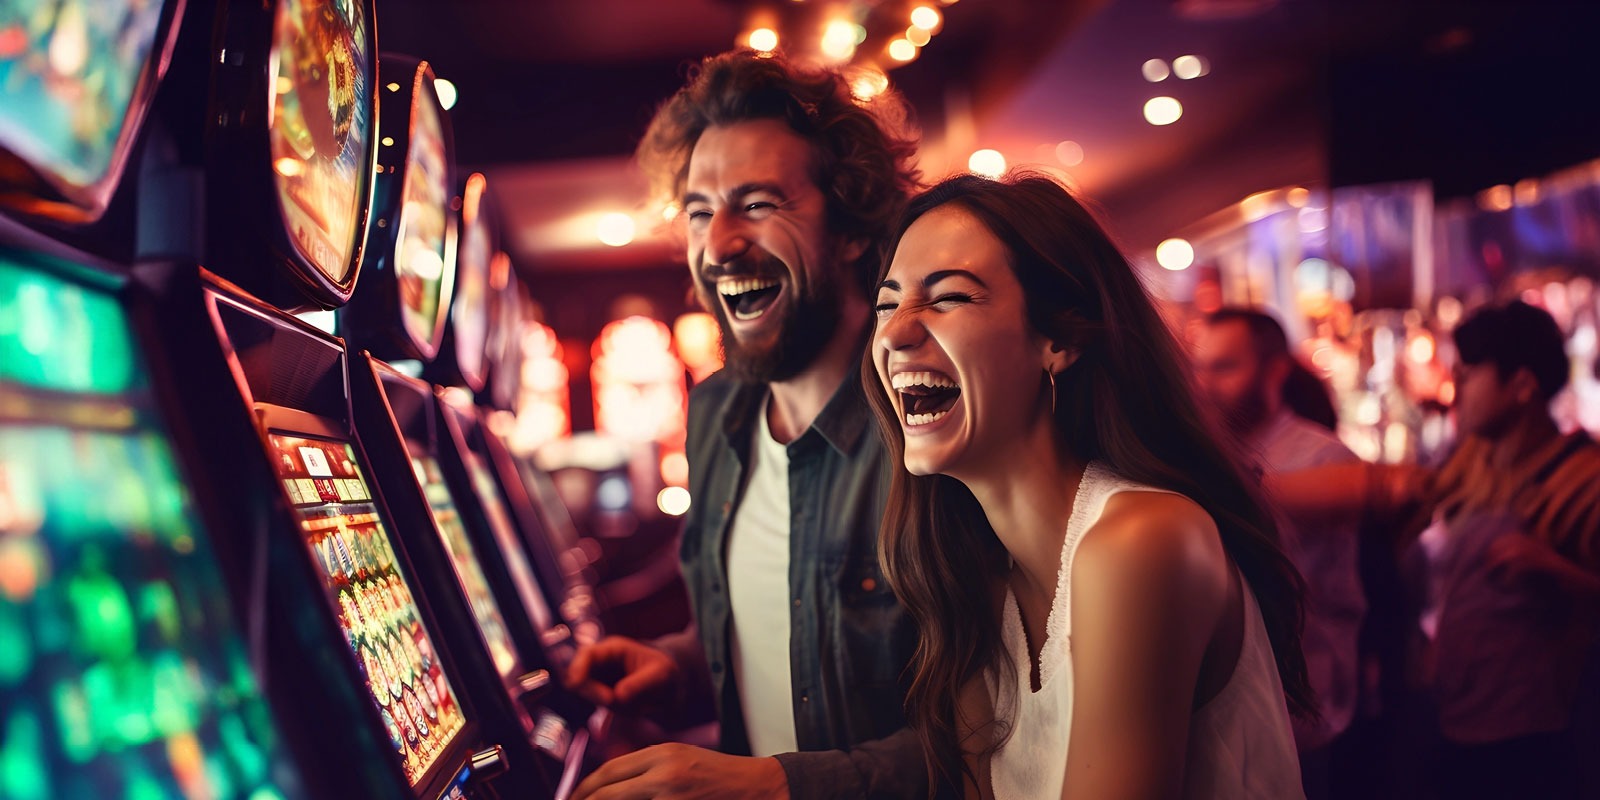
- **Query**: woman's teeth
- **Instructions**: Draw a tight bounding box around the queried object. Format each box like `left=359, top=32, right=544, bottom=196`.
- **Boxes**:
left=905, top=410, right=948, bottom=426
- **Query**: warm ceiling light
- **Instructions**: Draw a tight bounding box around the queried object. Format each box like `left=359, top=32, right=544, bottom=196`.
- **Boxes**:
left=968, top=149, right=1006, bottom=178
left=1142, top=58, right=1170, bottom=82
left=748, top=28, right=778, bottom=52
left=888, top=38, right=918, bottom=62
left=597, top=213, right=635, bottom=247
left=1173, top=54, right=1209, bottom=79
left=1143, top=96, right=1183, bottom=125
left=821, top=20, right=858, bottom=61
left=273, top=157, right=304, bottom=177
left=850, top=68, right=890, bottom=101
left=433, top=78, right=457, bottom=111
left=1477, top=184, right=1513, bottom=212
left=1055, top=140, right=1084, bottom=167
left=910, top=6, right=941, bottom=30
left=657, top=486, right=691, bottom=517
left=906, top=25, right=932, bottom=46
left=1156, top=238, right=1194, bottom=271
left=1286, top=186, right=1310, bottom=207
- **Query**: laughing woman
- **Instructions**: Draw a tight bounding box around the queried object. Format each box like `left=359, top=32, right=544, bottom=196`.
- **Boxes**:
left=865, top=174, right=1312, bottom=799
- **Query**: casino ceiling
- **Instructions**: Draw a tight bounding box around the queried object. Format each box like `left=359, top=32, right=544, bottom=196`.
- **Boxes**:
left=375, top=0, right=1598, bottom=276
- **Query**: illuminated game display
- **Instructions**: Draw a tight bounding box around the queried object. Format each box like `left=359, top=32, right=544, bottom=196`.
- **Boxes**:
left=267, top=432, right=464, bottom=787
left=0, top=253, right=302, bottom=799
left=463, top=453, right=556, bottom=634
left=269, top=0, right=371, bottom=283
left=409, top=454, right=518, bottom=681
left=0, top=0, right=172, bottom=216
left=452, top=174, right=493, bottom=388
left=395, top=79, right=452, bottom=350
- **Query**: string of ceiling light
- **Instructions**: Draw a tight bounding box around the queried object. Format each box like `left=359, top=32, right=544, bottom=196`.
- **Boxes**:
left=737, top=0, right=959, bottom=101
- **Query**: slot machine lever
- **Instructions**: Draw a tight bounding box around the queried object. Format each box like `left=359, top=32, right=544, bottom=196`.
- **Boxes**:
left=468, top=744, right=508, bottom=784
left=515, top=669, right=553, bottom=707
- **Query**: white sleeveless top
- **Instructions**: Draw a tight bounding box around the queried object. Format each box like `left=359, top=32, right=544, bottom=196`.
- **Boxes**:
left=987, top=462, right=1304, bottom=800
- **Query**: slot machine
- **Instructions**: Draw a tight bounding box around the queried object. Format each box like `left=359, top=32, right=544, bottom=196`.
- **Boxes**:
left=424, top=172, right=495, bottom=397
left=339, top=54, right=596, bottom=798
left=0, top=1, right=315, bottom=797
left=124, top=1, right=513, bottom=797
left=454, top=265, right=607, bottom=645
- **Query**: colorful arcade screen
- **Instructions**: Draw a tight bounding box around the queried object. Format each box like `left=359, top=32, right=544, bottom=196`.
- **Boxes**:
left=266, top=433, right=464, bottom=787
left=0, top=253, right=303, bottom=799
left=452, top=177, right=492, bottom=385
left=464, top=453, right=556, bottom=635
left=409, top=455, right=518, bottom=682
left=0, top=0, right=169, bottom=211
left=268, top=0, right=371, bottom=283
left=395, top=83, right=451, bottom=350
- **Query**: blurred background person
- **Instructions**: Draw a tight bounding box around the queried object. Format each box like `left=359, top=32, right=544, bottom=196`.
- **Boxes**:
left=1407, top=300, right=1600, bottom=800
left=1193, top=308, right=1366, bottom=799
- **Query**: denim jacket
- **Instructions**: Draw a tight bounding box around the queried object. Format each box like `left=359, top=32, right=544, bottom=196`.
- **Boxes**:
left=665, top=371, right=927, bottom=798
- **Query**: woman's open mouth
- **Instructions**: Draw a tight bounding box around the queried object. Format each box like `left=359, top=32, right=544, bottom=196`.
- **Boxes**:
left=891, top=370, right=962, bottom=427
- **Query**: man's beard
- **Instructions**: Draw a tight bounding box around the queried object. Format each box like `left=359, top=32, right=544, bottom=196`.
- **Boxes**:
left=701, top=256, right=845, bottom=384
left=1218, top=386, right=1271, bottom=437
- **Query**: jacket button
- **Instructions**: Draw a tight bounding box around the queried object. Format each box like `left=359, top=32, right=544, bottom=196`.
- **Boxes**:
left=860, top=578, right=877, bottom=592
left=711, top=661, right=723, bottom=674
left=721, top=501, right=731, bottom=514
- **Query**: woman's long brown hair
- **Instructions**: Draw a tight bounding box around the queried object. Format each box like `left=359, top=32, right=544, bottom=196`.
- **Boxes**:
left=861, top=174, right=1315, bottom=794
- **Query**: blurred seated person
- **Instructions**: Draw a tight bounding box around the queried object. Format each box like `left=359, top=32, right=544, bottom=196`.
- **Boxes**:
left=1193, top=308, right=1365, bottom=797
left=1269, top=301, right=1600, bottom=799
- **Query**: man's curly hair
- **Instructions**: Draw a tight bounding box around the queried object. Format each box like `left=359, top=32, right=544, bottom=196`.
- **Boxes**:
left=637, top=50, right=922, bottom=293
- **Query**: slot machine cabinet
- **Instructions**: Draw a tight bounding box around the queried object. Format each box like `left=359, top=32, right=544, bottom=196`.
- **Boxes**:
left=203, top=0, right=379, bottom=311
left=134, top=272, right=509, bottom=799
left=350, top=361, right=602, bottom=798
left=0, top=224, right=318, bottom=800
left=123, top=1, right=513, bottom=796
left=424, top=172, right=497, bottom=395
left=339, top=55, right=457, bottom=364
left=336, top=53, right=589, bottom=798
left=0, top=2, right=321, bottom=796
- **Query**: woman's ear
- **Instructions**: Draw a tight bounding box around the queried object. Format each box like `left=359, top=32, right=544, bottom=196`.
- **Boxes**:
left=1044, top=340, right=1080, bottom=375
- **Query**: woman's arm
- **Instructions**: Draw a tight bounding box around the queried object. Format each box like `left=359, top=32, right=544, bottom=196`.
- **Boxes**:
left=1062, top=492, right=1231, bottom=799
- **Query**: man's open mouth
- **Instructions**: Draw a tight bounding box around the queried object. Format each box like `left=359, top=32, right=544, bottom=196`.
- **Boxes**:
left=717, top=277, right=783, bottom=321
left=891, top=371, right=962, bottom=426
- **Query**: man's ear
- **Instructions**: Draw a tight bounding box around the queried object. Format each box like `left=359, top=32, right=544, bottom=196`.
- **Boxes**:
left=1265, top=354, right=1293, bottom=394
left=839, top=236, right=870, bottom=267
left=1511, top=367, right=1542, bottom=406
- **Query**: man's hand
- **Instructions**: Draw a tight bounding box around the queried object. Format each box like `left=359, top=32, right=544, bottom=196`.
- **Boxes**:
left=571, top=744, right=788, bottom=800
left=564, top=636, right=684, bottom=716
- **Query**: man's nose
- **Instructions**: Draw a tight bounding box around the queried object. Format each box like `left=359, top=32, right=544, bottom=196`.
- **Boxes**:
left=704, top=211, right=752, bottom=266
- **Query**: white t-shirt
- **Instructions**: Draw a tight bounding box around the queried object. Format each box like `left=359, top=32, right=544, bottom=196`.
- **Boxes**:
left=726, top=400, right=798, bottom=757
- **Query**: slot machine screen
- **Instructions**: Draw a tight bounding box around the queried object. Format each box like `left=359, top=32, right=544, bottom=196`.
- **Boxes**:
left=395, top=84, right=451, bottom=350
left=266, top=432, right=464, bottom=787
left=0, top=253, right=302, bottom=798
left=0, top=0, right=169, bottom=211
left=408, top=453, right=518, bottom=682
left=463, top=451, right=556, bottom=634
left=268, top=0, right=372, bottom=283
left=452, top=177, right=491, bottom=386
